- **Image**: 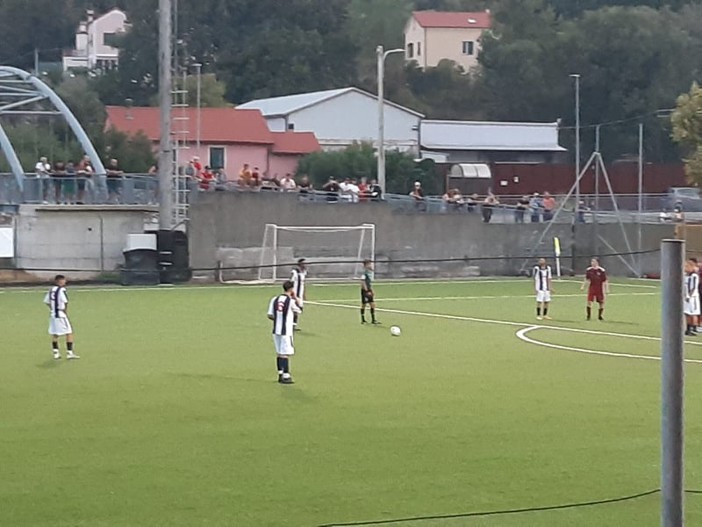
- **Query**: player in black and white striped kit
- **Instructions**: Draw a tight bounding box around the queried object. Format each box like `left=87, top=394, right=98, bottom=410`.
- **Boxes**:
left=43, top=275, right=80, bottom=360
left=684, top=259, right=700, bottom=336
left=267, top=280, right=302, bottom=384
left=290, top=258, right=307, bottom=330
left=533, top=258, right=553, bottom=321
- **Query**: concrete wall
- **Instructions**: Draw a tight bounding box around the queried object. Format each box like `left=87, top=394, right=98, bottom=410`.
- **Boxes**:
left=189, top=192, right=675, bottom=278
left=14, top=205, right=157, bottom=280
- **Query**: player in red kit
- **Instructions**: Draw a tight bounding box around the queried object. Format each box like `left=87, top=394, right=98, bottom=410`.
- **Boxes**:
left=581, top=257, right=609, bottom=321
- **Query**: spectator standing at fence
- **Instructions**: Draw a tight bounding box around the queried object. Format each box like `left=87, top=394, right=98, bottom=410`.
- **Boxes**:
left=76, top=155, right=93, bottom=204
left=529, top=193, right=542, bottom=223
left=250, top=167, right=262, bottom=189
left=466, top=193, right=478, bottom=212
left=280, top=173, right=297, bottom=192
left=542, top=192, right=556, bottom=221
left=410, top=181, right=426, bottom=211
left=322, top=176, right=340, bottom=202
left=442, top=189, right=453, bottom=212
left=358, top=177, right=369, bottom=202
left=482, top=192, right=499, bottom=223
left=576, top=200, right=589, bottom=223
left=515, top=195, right=530, bottom=223
left=198, top=166, right=215, bottom=191
left=35, top=156, right=51, bottom=203
left=51, top=160, right=67, bottom=204
left=369, top=179, right=382, bottom=202
left=298, top=175, right=312, bottom=195
left=238, top=163, right=252, bottom=187
left=106, top=158, right=124, bottom=203
left=339, top=178, right=353, bottom=202
left=64, top=161, right=77, bottom=204
left=348, top=179, right=360, bottom=203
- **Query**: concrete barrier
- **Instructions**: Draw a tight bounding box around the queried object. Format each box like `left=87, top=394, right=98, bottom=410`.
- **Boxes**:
left=190, top=192, right=676, bottom=278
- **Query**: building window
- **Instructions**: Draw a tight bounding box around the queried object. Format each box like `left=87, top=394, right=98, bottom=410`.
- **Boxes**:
left=103, top=32, right=119, bottom=47
left=462, top=41, right=475, bottom=55
left=209, top=147, right=225, bottom=170
left=407, top=43, right=414, bottom=58
left=417, top=42, right=421, bottom=56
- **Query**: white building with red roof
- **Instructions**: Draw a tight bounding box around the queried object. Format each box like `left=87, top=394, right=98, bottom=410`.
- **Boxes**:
left=404, top=10, right=492, bottom=71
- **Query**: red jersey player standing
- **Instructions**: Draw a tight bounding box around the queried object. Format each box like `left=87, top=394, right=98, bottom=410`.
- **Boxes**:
left=581, top=257, right=609, bottom=321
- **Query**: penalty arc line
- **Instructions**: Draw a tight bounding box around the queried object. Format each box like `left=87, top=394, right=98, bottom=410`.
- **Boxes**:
left=307, top=300, right=702, bottom=349
left=515, top=326, right=702, bottom=365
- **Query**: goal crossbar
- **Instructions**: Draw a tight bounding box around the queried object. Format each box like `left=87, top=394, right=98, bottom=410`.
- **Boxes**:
left=257, top=223, right=376, bottom=282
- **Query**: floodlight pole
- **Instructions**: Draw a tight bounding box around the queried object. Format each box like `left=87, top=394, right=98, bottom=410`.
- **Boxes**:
left=194, top=62, right=202, bottom=151
left=571, top=74, right=581, bottom=209
left=661, top=239, right=684, bottom=527
left=376, top=45, right=404, bottom=195
left=158, top=0, right=173, bottom=230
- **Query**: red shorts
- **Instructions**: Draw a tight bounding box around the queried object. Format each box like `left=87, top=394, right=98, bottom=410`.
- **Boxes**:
left=588, top=290, right=605, bottom=303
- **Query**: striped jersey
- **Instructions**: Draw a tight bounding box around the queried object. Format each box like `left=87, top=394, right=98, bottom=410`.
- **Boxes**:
left=268, top=294, right=301, bottom=335
left=533, top=265, right=552, bottom=292
left=686, top=272, right=700, bottom=299
left=290, top=267, right=307, bottom=299
left=44, top=286, right=68, bottom=318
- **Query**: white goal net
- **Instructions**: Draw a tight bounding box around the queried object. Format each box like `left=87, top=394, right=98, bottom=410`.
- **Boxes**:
left=257, top=223, right=376, bottom=282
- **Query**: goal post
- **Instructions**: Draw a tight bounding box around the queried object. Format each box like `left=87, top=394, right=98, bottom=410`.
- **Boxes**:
left=258, top=223, right=376, bottom=282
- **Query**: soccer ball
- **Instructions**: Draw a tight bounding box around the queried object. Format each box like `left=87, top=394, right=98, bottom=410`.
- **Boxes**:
left=390, top=326, right=401, bottom=337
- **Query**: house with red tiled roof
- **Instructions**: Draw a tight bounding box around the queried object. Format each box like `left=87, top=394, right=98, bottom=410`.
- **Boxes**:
left=404, top=10, right=492, bottom=71
left=104, top=106, right=320, bottom=179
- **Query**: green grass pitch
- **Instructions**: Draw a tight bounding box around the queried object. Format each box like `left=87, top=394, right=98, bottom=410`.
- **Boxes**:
left=3, top=278, right=702, bottom=526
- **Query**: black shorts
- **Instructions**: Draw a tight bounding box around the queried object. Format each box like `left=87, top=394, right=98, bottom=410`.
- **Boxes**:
left=361, top=289, right=374, bottom=304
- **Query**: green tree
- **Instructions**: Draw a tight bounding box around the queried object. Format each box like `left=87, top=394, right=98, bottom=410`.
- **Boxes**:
left=671, top=83, right=702, bottom=184
left=55, top=77, right=108, bottom=139
left=296, top=143, right=440, bottom=194
left=95, top=129, right=155, bottom=173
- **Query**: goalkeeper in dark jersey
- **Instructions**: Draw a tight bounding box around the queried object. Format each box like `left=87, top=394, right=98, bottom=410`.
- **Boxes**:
left=360, top=259, right=379, bottom=324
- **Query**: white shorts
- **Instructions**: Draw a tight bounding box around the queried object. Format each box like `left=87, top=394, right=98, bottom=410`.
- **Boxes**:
left=536, top=290, right=551, bottom=303
left=273, top=334, right=295, bottom=356
left=49, top=316, right=73, bottom=336
left=685, top=296, right=701, bottom=316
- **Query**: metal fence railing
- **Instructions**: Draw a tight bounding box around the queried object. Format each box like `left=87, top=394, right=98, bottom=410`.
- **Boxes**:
left=0, top=173, right=690, bottom=225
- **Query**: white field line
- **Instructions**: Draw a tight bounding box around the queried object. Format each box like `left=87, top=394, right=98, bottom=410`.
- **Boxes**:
left=516, top=326, right=702, bottom=364
left=316, top=292, right=656, bottom=303
left=307, top=300, right=702, bottom=349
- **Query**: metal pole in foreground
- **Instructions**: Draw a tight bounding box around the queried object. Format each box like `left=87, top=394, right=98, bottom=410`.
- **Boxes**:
left=376, top=45, right=386, bottom=195
left=661, top=238, right=684, bottom=527
left=158, top=0, right=173, bottom=230
left=637, top=123, right=644, bottom=276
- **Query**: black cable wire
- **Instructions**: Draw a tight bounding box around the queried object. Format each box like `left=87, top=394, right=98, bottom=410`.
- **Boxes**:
left=0, top=248, right=662, bottom=275
left=317, top=488, right=662, bottom=527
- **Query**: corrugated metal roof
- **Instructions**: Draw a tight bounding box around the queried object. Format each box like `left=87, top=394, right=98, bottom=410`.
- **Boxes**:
left=238, top=87, right=424, bottom=118
left=420, top=120, right=566, bottom=152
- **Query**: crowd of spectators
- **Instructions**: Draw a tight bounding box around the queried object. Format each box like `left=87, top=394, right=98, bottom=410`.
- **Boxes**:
left=33, top=154, right=103, bottom=205
left=27, top=154, right=585, bottom=224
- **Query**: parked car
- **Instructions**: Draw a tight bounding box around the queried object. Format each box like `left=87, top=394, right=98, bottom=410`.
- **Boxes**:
left=662, top=187, right=702, bottom=212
